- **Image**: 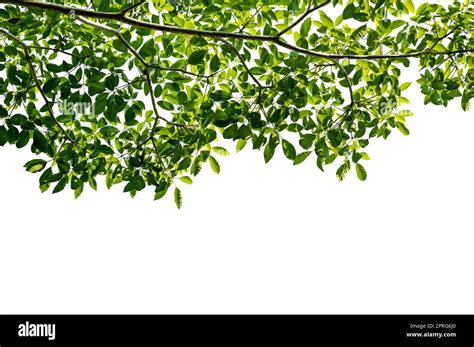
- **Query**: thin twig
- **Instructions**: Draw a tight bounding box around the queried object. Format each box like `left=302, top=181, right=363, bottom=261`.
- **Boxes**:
left=278, top=0, right=331, bottom=37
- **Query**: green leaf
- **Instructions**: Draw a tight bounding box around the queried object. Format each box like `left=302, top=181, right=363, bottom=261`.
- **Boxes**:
left=0, top=106, right=8, bottom=118
left=236, top=139, right=247, bottom=152
left=396, top=122, right=410, bottom=136
left=24, top=159, right=47, bottom=173
left=212, top=146, right=230, bottom=156
left=191, top=157, right=202, bottom=176
left=356, top=163, right=367, bottom=181
left=430, top=92, right=443, bottom=105
left=223, top=124, right=238, bottom=139
left=100, top=126, right=119, bottom=137
left=300, top=17, right=312, bottom=37
left=336, top=160, right=351, bottom=181
left=179, top=176, right=193, bottom=184
left=210, top=55, right=220, bottom=72
left=174, top=187, right=182, bottom=209
left=43, top=78, right=60, bottom=93
left=190, top=36, right=208, bottom=46
left=74, top=185, right=84, bottom=199
left=294, top=151, right=311, bottom=165
left=282, top=139, right=296, bottom=160
left=33, top=131, right=53, bottom=156
left=343, top=3, right=356, bottom=19
left=210, top=90, right=229, bottom=102
left=400, top=82, right=411, bottom=91
left=158, top=100, right=174, bottom=111
left=319, top=10, right=334, bottom=29
left=154, top=181, right=169, bottom=200
left=209, top=155, right=220, bottom=174
left=404, top=0, right=415, bottom=13
left=139, top=38, right=156, bottom=57
left=264, top=142, right=276, bottom=163
left=124, top=174, right=146, bottom=193
left=53, top=177, right=68, bottom=194
left=188, top=50, right=206, bottom=65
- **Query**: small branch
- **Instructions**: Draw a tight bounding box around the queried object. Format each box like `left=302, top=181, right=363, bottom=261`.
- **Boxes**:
left=150, top=137, right=173, bottom=181
left=0, top=27, right=29, bottom=49
left=217, top=38, right=263, bottom=87
left=427, top=24, right=461, bottom=54
left=274, top=38, right=474, bottom=61
left=29, top=45, right=81, bottom=57
left=278, top=0, right=331, bottom=37
left=334, top=60, right=354, bottom=106
left=239, top=4, right=263, bottom=33
left=148, top=63, right=211, bottom=79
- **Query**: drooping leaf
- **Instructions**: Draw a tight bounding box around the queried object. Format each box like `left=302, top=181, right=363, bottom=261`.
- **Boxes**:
left=282, top=139, right=296, bottom=161
left=209, top=156, right=220, bottom=174
left=174, top=187, right=182, bottom=209
left=356, top=163, right=367, bottom=181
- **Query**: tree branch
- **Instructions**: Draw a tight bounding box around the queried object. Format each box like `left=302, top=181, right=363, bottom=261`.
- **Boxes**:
left=29, top=45, right=82, bottom=57
left=217, top=38, right=263, bottom=87
left=2, top=0, right=472, bottom=62
left=334, top=60, right=354, bottom=106
left=239, top=4, right=263, bottom=33
left=274, top=38, right=473, bottom=60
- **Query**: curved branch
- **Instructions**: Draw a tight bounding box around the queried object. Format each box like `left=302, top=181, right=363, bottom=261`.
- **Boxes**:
left=217, top=38, right=263, bottom=87
left=274, top=39, right=473, bottom=61
left=1, top=0, right=277, bottom=41
left=29, top=45, right=81, bottom=57
left=2, top=0, right=472, bottom=62
left=334, top=60, right=354, bottom=106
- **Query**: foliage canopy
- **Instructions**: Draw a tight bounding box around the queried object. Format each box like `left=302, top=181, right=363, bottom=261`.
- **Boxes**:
left=0, top=0, right=473, bottom=207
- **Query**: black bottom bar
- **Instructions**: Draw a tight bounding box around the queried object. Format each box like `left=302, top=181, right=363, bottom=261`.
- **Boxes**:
left=0, top=315, right=472, bottom=346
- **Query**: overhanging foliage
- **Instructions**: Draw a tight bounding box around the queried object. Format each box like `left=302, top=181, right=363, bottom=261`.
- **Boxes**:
left=0, top=0, right=473, bottom=207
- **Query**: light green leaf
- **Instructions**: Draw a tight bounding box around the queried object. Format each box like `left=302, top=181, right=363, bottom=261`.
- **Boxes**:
left=174, top=187, right=182, bottom=209
left=209, top=156, right=220, bottom=174
left=356, top=163, right=367, bottom=181
left=396, top=122, right=410, bottom=136
left=212, top=146, right=230, bottom=156
left=319, top=10, right=334, bottom=29
left=179, top=176, right=193, bottom=184
left=404, top=0, right=415, bottom=13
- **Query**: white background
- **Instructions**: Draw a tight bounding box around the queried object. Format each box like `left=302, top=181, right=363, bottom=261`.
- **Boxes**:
left=1, top=87, right=473, bottom=313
